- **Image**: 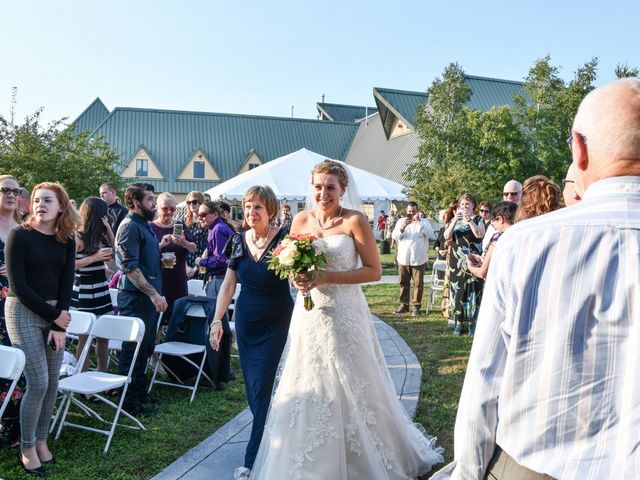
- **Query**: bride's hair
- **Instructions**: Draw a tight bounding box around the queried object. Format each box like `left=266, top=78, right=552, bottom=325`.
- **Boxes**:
left=311, top=160, right=349, bottom=189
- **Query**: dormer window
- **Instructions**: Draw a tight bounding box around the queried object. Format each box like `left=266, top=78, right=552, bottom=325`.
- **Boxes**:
left=136, top=158, right=148, bottom=177
left=193, top=161, right=205, bottom=178
left=248, top=163, right=259, bottom=170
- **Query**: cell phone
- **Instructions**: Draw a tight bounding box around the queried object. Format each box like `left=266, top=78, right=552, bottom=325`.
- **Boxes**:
left=48, top=338, right=57, bottom=351
left=173, top=223, right=183, bottom=236
left=406, top=213, right=413, bottom=220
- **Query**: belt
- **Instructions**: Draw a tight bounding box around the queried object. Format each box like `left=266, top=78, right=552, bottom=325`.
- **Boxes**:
left=485, top=447, right=555, bottom=480
left=207, top=274, right=225, bottom=280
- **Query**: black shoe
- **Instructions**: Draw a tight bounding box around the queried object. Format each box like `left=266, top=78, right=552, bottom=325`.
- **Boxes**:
left=127, top=404, right=157, bottom=418
left=17, top=450, right=47, bottom=477
left=40, top=457, right=55, bottom=466
left=394, top=306, right=409, bottom=314
left=213, top=380, right=227, bottom=391
left=142, top=395, right=166, bottom=406
left=411, top=308, right=420, bottom=317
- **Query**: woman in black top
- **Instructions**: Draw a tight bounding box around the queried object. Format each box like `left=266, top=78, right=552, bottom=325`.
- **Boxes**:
left=5, top=182, right=78, bottom=476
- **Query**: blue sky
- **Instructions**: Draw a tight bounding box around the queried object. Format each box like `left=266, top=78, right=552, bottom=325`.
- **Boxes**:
left=2, top=0, right=638, bottom=125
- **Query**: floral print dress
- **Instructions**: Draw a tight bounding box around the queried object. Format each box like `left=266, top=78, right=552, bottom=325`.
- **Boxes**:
left=447, top=216, right=484, bottom=325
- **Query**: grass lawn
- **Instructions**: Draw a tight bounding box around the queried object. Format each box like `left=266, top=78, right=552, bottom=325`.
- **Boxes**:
left=0, top=282, right=470, bottom=480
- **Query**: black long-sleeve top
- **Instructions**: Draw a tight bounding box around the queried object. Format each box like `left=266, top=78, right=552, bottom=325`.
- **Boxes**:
left=5, top=226, right=76, bottom=330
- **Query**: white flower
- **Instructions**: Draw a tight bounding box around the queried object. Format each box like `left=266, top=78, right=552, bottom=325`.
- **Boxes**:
left=278, top=244, right=297, bottom=266
left=312, top=238, right=328, bottom=255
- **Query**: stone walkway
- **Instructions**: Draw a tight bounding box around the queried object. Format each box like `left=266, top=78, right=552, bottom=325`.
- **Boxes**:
left=153, top=314, right=421, bottom=480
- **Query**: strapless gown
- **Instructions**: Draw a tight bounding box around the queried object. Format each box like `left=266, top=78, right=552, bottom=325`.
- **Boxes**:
left=250, top=235, right=443, bottom=480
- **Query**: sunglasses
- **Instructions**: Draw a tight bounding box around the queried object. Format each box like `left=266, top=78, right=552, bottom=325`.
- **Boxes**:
left=186, top=200, right=200, bottom=205
left=479, top=209, right=490, bottom=213
left=562, top=179, right=575, bottom=186
left=503, top=191, right=519, bottom=197
left=0, top=187, right=21, bottom=196
left=198, top=212, right=212, bottom=219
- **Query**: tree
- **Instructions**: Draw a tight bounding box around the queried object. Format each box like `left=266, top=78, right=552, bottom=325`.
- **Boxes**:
left=0, top=108, right=125, bottom=202
left=615, top=63, right=639, bottom=78
left=407, top=56, right=601, bottom=213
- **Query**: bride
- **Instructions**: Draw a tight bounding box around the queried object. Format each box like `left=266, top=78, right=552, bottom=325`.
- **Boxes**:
left=249, top=160, right=443, bottom=479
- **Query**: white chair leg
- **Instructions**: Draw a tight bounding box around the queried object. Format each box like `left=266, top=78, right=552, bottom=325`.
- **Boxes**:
left=54, top=393, right=73, bottom=440
left=148, top=353, right=162, bottom=394
left=190, top=351, right=207, bottom=403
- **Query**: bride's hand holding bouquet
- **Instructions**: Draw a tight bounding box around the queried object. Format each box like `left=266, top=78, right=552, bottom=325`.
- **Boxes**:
left=267, top=233, right=329, bottom=310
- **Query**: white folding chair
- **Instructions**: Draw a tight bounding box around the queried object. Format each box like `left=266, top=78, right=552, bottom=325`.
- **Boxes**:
left=0, top=345, right=25, bottom=421
left=425, top=260, right=447, bottom=313
left=55, top=315, right=146, bottom=454
left=187, top=279, right=206, bottom=297
left=148, top=304, right=212, bottom=402
left=50, top=311, right=96, bottom=432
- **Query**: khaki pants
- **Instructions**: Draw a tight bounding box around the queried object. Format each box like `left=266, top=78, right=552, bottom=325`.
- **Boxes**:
left=485, top=447, right=555, bottom=480
left=398, top=263, right=426, bottom=308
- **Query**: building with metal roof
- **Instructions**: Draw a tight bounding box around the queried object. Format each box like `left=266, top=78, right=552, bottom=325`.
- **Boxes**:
left=71, top=74, right=525, bottom=198
left=346, top=75, right=527, bottom=184
left=316, top=103, right=377, bottom=122
left=72, top=97, right=110, bottom=134
left=72, top=104, right=358, bottom=199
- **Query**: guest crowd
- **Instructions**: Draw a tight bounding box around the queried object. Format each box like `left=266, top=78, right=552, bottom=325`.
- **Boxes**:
left=1, top=78, right=638, bottom=480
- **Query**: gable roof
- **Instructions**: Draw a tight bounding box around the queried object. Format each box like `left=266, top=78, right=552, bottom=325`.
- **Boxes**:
left=373, top=75, right=527, bottom=138
left=350, top=75, right=529, bottom=183
left=70, top=97, right=110, bottom=133
left=89, top=107, right=358, bottom=193
left=317, top=102, right=378, bottom=122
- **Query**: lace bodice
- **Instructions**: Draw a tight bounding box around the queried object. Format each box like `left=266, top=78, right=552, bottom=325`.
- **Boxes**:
left=322, top=234, right=360, bottom=272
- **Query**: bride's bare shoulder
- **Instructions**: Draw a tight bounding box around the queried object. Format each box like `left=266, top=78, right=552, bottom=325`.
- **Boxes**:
left=342, top=209, right=368, bottom=224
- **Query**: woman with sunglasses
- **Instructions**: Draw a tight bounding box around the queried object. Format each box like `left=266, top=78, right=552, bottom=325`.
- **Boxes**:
left=151, top=192, right=196, bottom=326
left=0, top=175, right=26, bottom=451
left=183, top=191, right=208, bottom=280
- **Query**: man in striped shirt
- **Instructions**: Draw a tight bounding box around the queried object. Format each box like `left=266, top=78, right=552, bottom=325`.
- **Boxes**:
left=432, top=78, right=640, bottom=479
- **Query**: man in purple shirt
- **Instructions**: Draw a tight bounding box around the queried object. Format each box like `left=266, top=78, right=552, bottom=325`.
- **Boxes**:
left=196, top=201, right=234, bottom=298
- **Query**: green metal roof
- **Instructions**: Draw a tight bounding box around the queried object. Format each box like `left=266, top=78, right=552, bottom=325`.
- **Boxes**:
left=89, top=107, right=358, bottom=193
left=70, top=97, right=110, bottom=133
left=373, top=75, right=527, bottom=139
left=465, top=75, right=526, bottom=111
left=317, top=103, right=377, bottom=122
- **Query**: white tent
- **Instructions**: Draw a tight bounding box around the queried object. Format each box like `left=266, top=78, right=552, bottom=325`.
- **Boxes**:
left=203, top=148, right=406, bottom=216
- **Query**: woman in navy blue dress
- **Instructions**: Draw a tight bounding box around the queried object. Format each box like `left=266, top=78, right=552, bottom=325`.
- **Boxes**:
left=209, top=185, right=293, bottom=480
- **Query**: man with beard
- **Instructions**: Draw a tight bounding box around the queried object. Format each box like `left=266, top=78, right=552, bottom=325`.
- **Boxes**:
left=115, top=183, right=168, bottom=416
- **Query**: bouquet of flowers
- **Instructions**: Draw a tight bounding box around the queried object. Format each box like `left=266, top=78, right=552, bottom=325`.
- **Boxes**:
left=267, top=233, right=329, bottom=310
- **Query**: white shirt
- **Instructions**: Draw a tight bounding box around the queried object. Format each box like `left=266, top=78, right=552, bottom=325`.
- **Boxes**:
left=482, top=222, right=496, bottom=253
left=392, top=218, right=433, bottom=266
left=431, top=176, right=640, bottom=480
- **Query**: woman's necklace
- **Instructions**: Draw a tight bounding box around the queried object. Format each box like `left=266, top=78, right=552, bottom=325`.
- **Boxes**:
left=317, top=207, right=343, bottom=230
left=251, top=225, right=272, bottom=249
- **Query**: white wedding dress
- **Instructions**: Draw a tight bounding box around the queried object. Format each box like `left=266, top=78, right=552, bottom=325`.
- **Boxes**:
left=250, top=235, right=443, bottom=480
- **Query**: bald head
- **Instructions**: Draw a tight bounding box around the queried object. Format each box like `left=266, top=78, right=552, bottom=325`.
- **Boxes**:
left=571, top=78, right=640, bottom=190
left=563, top=164, right=582, bottom=206
left=502, top=180, right=523, bottom=204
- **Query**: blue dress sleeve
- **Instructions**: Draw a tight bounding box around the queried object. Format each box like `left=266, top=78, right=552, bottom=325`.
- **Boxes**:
left=226, top=233, right=244, bottom=271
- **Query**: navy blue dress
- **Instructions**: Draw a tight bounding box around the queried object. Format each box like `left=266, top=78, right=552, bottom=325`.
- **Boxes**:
left=227, top=228, right=293, bottom=470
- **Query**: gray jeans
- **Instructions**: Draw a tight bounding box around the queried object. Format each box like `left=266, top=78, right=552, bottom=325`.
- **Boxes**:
left=5, top=297, right=64, bottom=448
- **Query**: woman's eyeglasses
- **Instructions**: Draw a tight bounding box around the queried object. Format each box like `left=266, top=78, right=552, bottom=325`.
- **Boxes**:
left=186, top=200, right=200, bottom=206
left=198, top=212, right=212, bottom=219
left=160, top=206, right=176, bottom=212
left=0, top=187, right=21, bottom=196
